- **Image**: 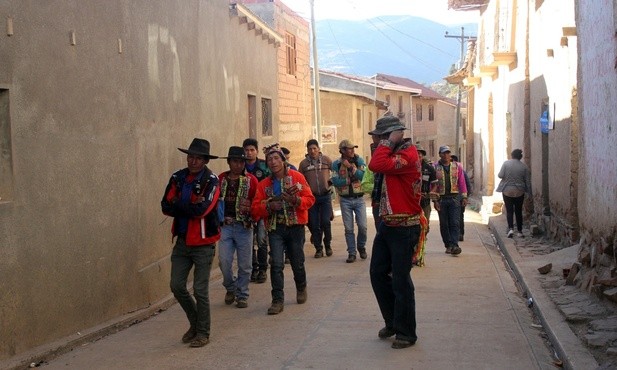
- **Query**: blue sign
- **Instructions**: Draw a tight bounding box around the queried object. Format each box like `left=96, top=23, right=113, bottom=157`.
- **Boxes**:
left=540, top=109, right=549, bottom=134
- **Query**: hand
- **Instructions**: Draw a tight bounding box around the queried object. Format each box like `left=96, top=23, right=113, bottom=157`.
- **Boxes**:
left=192, top=196, right=205, bottom=204
left=388, top=129, right=404, bottom=144
left=342, top=159, right=352, bottom=168
left=433, top=201, right=441, bottom=211
left=285, top=183, right=300, bottom=195
left=269, top=200, right=283, bottom=211
left=462, top=198, right=468, bottom=207
left=281, top=192, right=297, bottom=206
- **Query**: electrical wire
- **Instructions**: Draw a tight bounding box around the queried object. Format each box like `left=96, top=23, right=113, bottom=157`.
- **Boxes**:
left=375, top=16, right=457, bottom=58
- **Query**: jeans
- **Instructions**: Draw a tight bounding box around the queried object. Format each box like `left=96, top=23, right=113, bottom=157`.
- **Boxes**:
left=503, top=194, right=525, bottom=232
left=437, top=196, right=461, bottom=248
left=252, top=219, right=268, bottom=273
left=218, top=222, right=253, bottom=300
left=268, top=225, right=307, bottom=303
left=370, top=224, right=419, bottom=343
left=339, top=196, right=368, bottom=255
left=170, top=237, right=215, bottom=337
left=308, top=193, right=333, bottom=251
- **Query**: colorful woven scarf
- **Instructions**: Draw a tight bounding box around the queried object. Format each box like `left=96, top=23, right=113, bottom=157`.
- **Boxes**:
left=220, top=174, right=252, bottom=227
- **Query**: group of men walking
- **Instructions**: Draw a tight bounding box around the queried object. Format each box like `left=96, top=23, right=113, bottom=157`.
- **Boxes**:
left=160, top=114, right=469, bottom=349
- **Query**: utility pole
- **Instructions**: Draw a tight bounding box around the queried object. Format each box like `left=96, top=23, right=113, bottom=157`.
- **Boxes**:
left=310, top=0, right=322, bottom=141
left=445, top=27, right=475, bottom=158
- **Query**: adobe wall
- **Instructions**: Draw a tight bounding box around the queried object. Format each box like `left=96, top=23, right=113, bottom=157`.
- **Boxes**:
left=0, top=0, right=278, bottom=359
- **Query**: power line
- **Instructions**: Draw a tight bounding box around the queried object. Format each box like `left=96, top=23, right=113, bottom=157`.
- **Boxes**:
left=375, top=17, right=457, bottom=58
left=364, top=18, right=445, bottom=76
left=324, top=20, right=361, bottom=76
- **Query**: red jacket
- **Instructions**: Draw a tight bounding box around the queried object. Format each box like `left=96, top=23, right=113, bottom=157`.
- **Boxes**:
left=252, top=168, right=315, bottom=230
left=368, top=140, right=422, bottom=220
left=161, top=167, right=221, bottom=246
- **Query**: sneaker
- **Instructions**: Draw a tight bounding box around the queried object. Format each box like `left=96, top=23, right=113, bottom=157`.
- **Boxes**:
left=250, top=270, right=258, bottom=282
left=181, top=327, right=197, bottom=343
left=516, top=231, right=524, bottom=238
left=297, top=288, right=307, bottom=304
left=507, top=229, right=514, bottom=238
left=378, top=327, right=396, bottom=339
left=325, top=247, right=333, bottom=257
left=236, top=298, right=248, bottom=308
left=189, top=334, right=209, bottom=348
left=445, top=247, right=453, bottom=254
left=346, top=254, right=356, bottom=263
left=391, top=338, right=416, bottom=349
left=450, top=246, right=462, bottom=255
left=314, top=250, right=324, bottom=258
left=358, top=248, right=368, bottom=259
left=267, top=301, right=284, bottom=315
left=224, top=291, right=235, bottom=305
left=256, top=270, right=267, bottom=284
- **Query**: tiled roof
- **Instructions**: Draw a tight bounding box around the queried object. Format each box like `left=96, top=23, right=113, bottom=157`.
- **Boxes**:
left=375, top=73, right=447, bottom=101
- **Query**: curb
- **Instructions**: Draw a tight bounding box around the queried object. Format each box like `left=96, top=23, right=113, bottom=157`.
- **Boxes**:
left=488, top=214, right=598, bottom=370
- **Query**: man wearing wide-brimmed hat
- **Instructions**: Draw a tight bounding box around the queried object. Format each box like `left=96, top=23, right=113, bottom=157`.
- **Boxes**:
left=368, top=115, right=422, bottom=349
left=161, top=138, right=221, bottom=348
left=217, top=146, right=258, bottom=309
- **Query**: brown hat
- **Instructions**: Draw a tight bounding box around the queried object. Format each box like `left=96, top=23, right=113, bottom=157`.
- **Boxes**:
left=338, top=139, right=358, bottom=150
left=178, top=138, right=219, bottom=159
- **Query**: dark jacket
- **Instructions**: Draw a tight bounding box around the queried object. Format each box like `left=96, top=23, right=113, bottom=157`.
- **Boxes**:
left=161, top=167, right=221, bottom=246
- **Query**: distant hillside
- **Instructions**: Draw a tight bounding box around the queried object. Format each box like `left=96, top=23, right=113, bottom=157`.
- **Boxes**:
left=315, top=16, right=477, bottom=85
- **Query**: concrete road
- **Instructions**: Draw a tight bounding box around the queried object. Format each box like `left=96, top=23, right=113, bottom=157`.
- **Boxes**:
left=42, top=206, right=555, bottom=369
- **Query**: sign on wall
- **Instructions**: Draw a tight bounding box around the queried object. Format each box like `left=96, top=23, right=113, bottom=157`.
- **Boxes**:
left=313, top=125, right=338, bottom=144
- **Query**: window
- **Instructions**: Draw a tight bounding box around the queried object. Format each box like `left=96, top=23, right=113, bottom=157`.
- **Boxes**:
left=248, top=95, right=256, bottom=139
left=398, top=96, right=403, bottom=114
left=0, top=88, right=13, bottom=201
left=416, top=103, right=422, bottom=121
left=385, top=95, right=391, bottom=108
left=356, top=109, right=361, bottom=129
left=429, top=140, right=435, bottom=158
left=428, top=104, right=434, bottom=121
left=261, top=98, right=272, bottom=136
left=285, top=33, right=297, bottom=75
left=368, top=112, right=373, bottom=131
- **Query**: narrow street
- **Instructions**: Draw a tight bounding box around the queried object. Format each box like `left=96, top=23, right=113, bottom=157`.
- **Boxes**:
left=41, top=205, right=554, bottom=369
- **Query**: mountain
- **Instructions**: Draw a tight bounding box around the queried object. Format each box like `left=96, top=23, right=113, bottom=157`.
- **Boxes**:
left=315, top=16, right=477, bottom=85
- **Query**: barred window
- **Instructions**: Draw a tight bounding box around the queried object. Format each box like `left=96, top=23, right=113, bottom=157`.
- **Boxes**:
left=428, top=104, right=434, bottom=121
left=416, top=103, right=422, bottom=121
left=261, top=98, right=272, bottom=136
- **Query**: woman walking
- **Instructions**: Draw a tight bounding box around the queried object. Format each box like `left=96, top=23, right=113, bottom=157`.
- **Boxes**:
left=496, top=149, right=532, bottom=237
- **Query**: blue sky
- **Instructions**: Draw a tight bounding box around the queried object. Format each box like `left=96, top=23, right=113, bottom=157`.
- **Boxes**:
left=281, top=0, right=480, bottom=25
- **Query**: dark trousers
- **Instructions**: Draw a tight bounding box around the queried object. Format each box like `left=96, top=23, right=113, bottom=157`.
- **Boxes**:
left=268, top=225, right=307, bottom=303
left=252, top=219, right=268, bottom=273
left=370, top=224, right=419, bottom=343
left=170, top=238, right=215, bottom=337
left=437, top=197, right=461, bottom=248
left=503, top=194, right=525, bottom=232
left=307, top=193, right=333, bottom=251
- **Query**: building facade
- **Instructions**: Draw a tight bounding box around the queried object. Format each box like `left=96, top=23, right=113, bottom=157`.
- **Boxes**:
left=0, top=0, right=279, bottom=360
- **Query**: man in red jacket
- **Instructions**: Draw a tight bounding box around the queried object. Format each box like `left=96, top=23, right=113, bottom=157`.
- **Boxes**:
left=161, top=138, right=220, bottom=348
left=252, top=144, right=315, bottom=315
left=368, top=116, right=422, bottom=349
